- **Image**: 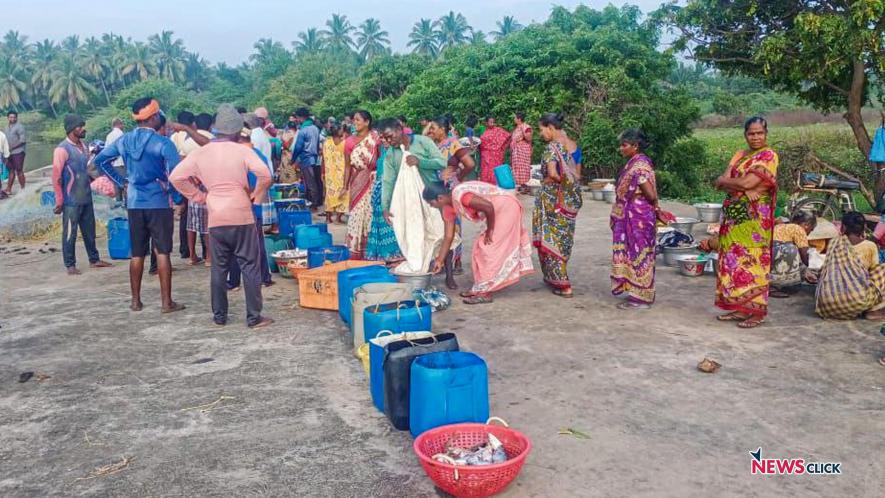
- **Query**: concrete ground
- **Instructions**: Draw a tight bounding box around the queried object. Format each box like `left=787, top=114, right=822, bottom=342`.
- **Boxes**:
left=1, top=196, right=883, bottom=498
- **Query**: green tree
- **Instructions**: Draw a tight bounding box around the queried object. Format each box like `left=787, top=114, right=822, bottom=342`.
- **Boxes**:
left=408, top=19, right=439, bottom=58
left=356, top=18, right=390, bottom=61
left=435, top=11, right=471, bottom=51
left=492, top=16, right=523, bottom=40
left=293, top=28, right=326, bottom=56
left=49, top=53, right=96, bottom=110
left=82, top=36, right=111, bottom=104
left=122, top=42, right=158, bottom=82
left=2, top=30, right=30, bottom=63
left=469, top=30, right=487, bottom=45
left=148, top=31, right=185, bottom=82
left=665, top=0, right=885, bottom=193
left=0, top=57, right=28, bottom=110
left=322, top=14, right=356, bottom=55
left=31, top=39, right=59, bottom=115
left=359, top=53, right=432, bottom=101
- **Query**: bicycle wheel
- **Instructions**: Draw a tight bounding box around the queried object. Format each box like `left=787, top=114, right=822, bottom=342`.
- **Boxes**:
left=793, top=197, right=839, bottom=221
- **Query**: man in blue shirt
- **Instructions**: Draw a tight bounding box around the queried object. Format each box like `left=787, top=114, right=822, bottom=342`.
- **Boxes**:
left=290, top=107, right=322, bottom=211
left=95, top=97, right=185, bottom=313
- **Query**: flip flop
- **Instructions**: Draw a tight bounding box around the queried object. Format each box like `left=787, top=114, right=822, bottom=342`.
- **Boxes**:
left=737, top=317, right=765, bottom=329
left=717, top=312, right=746, bottom=322
left=879, top=356, right=885, bottom=367
left=617, top=301, right=650, bottom=310
left=552, top=289, right=574, bottom=298
left=186, top=258, right=203, bottom=266
left=463, top=295, right=493, bottom=305
left=161, top=302, right=186, bottom=314
left=459, top=291, right=476, bottom=298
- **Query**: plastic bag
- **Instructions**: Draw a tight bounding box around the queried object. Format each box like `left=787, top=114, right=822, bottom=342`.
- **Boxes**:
left=412, top=287, right=451, bottom=311
left=437, top=433, right=508, bottom=466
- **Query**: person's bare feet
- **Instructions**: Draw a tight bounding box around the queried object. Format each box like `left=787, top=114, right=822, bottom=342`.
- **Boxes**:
left=130, top=300, right=143, bottom=311
left=446, top=277, right=458, bottom=290
left=66, top=267, right=82, bottom=275
left=161, top=302, right=186, bottom=314
left=249, top=317, right=274, bottom=329
left=90, top=260, right=112, bottom=268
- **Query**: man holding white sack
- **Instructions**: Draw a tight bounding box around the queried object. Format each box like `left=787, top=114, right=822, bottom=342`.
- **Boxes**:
left=378, top=118, right=453, bottom=276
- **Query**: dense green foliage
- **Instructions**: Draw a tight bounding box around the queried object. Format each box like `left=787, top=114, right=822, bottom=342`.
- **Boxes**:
left=665, top=0, right=885, bottom=195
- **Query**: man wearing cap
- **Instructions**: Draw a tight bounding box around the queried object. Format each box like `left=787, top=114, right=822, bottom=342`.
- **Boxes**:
left=170, top=104, right=274, bottom=328
left=291, top=107, right=322, bottom=210
left=95, top=97, right=185, bottom=313
left=51, top=114, right=112, bottom=275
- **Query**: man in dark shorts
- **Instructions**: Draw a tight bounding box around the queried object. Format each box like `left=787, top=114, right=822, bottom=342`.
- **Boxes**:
left=95, top=98, right=185, bottom=313
left=4, top=111, right=27, bottom=194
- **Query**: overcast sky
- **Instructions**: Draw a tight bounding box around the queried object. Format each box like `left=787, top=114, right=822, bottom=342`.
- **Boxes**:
left=2, top=0, right=667, bottom=64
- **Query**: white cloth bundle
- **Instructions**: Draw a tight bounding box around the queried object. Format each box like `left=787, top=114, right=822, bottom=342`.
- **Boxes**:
left=390, top=147, right=445, bottom=275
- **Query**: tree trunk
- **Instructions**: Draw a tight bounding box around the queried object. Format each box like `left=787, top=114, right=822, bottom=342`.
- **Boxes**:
left=843, top=61, right=878, bottom=198
left=100, top=78, right=110, bottom=105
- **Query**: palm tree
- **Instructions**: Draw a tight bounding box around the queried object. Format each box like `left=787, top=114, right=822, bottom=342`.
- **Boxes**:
left=293, top=28, right=326, bottom=56
left=0, top=57, right=28, bottom=111
left=148, top=30, right=185, bottom=82
left=49, top=53, right=96, bottom=110
left=31, top=39, right=58, bottom=101
left=250, top=38, right=288, bottom=65
left=2, top=30, right=30, bottom=62
left=491, top=16, right=523, bottom=40
left=435, top=12, right=471, bottom=51
left=408, top=19, right=439, bottom=58
left=184, top=52, right=209, bottom=91
left=122, top=42, right=158, bottom=82
left=81, top=37, right=111, bottom=104
left=470, top=30, right=487, bottom=45
left=356, top=18, right=390, bottom=61
left=101, top=33, right=128, bottom=91
left=322, top=14, right=355, bottom=54
left=60, top=35, right=80, bottom=55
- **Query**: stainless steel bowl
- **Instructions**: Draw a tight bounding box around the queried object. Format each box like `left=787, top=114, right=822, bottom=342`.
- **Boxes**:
left=603, top=190, right=617, bottom=204
left=394, top=272, right=432, bottom=291
left=694, top=203, right=723, bottom=223
left=590, top=190, right=605, bottom=201
left=669, top=217, right=700, bottom=234
left=661, top=244, right=700, bottom=267
left=676, top=255, right=706, bottom=277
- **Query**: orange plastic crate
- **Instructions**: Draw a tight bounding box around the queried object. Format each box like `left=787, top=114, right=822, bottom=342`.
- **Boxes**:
left=297, top=260, right=384, bottom=310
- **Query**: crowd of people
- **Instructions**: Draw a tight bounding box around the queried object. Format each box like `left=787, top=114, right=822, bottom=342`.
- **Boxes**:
left=37, top=100, right=885, bottom=364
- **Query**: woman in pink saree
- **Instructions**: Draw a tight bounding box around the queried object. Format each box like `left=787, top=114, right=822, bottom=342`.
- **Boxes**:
left=424, top=181, right=534, bottom=304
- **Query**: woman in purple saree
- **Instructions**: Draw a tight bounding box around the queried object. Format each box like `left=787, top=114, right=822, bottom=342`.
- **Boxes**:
left=610, top=129, right=666, bottom=310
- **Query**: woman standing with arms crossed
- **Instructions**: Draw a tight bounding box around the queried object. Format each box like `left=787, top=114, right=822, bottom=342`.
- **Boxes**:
left=699, top=116, right=779, bottom=329
left=534, top=113, right=583, bottom=298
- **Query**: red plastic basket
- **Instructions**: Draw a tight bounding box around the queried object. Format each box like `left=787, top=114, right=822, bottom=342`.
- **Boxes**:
left=413, top=418, right=532, bottom=498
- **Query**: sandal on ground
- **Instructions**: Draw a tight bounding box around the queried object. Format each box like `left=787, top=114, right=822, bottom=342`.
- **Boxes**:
left=737, top=317, right=765, bottom=329
left=186, top=258, right=203, bottom=266
left=459, top=291, right=476, bottom=298
left=617, top=301, right=650, bottom=310
left=717, top=312, right=747, bottom=322
left=552, top=289, right=574, bottom=298
left=865, top=310, right=885, bottom=321
left=463, top=294, right=493, bottom=305
left=446, top=280, right=459, bottom=290
left=770, top=289, right=791, bottom=298
left=879, top=356, right=885, bottom=367
left=161, top=302, right=186, bottom=314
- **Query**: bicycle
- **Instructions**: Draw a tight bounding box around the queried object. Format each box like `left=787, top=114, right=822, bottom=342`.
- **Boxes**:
left=786, top=171, right=860, bottom=221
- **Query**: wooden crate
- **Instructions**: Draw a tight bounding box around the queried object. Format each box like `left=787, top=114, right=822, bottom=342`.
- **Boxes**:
left=298, top=260, right=384, bottom=310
